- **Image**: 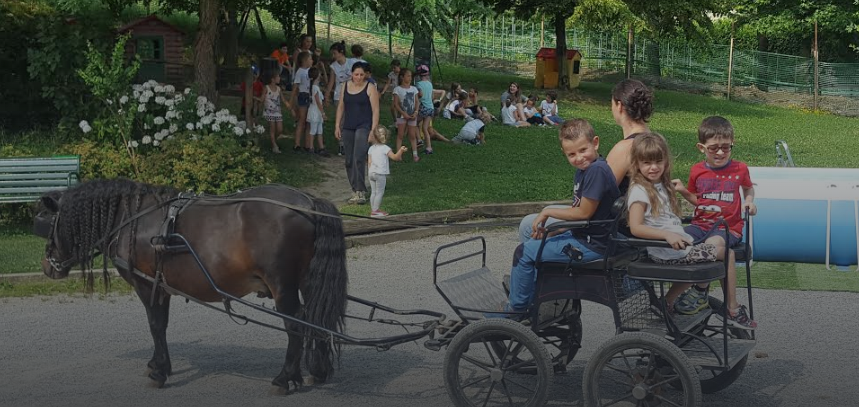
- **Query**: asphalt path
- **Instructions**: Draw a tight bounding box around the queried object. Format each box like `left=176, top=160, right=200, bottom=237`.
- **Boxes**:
left=2, top=230, right=859, bottom=407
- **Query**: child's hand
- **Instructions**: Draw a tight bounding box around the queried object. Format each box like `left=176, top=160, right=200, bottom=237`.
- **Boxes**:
left=671, top=179, right=687, bottom=194
left=744, top=201, right=757, bottom=216
left=530, top=213, right=549, bottom=239
left=665, top=233, right=691, bottom=250
left=400, top=146, right=408, bottom=152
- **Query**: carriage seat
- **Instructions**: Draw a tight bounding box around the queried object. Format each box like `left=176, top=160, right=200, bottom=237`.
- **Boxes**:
left=621, top=237, right=726, bottom=283
left=538, top=246, right=641, bottom=274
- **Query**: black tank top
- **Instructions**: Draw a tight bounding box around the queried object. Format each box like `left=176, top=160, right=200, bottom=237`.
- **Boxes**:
left=342, top=82, right=372, bottom=130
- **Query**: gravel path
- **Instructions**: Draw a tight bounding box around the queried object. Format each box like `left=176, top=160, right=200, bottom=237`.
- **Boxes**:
left=2, top=230, right=858, bottom=407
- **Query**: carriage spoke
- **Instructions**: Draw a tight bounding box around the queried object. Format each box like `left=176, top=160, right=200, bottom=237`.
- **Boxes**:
left=603, top=362, right=634, bottom=378
left=460, top=374, right=491, bottom=389
left=653, top=393, right=686, bottom=407
left=481, top=381, right=497, bottom=407
left=481, top=340, right=499, bottom=366
left=504, top=356, right=538, bottom=371
left=461, top=354, right=495, bottom=372
left=648, top=374, right=681, bottom=388
left=598, top=391, right=634, bottom=407
left=502, top=376, right=536, bottom=393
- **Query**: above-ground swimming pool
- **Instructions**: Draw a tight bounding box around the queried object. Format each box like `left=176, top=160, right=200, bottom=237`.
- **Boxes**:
left=749, top=166, right=859, bottom=268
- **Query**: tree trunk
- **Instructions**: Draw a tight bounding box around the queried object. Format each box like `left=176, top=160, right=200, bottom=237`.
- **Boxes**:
left=645, top=39, right=661, bottom=78
left=223, top=5, right=239, bottom=67
left=306, top=0, right=317, bottom=47
left=555, top=12, right=568, bottom=90
left=195, top=0, right=219, bottom=102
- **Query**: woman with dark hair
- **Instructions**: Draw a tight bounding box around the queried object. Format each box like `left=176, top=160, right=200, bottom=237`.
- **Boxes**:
left=515, top=79, right=655, bottom=243
left=335, top=62, right=379, bottom=204
left=606, top=78, right=654, bottom=193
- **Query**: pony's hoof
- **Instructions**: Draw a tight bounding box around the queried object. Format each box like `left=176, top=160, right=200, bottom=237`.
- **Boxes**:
left=303, top=375, right=326, bottom=386
left=147, top=372, right=167, bottom=389
left=269, top=385, right=290, bottom=396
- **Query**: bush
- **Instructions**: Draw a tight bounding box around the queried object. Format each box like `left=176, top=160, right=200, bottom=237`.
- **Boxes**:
left=141, top=134, right=278, bottom=194
left=60, top=139, right=135, bottom=180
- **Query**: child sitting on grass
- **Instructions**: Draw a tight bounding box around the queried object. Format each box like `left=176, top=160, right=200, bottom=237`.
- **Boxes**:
left=501, top=98, right=530, bottom=128
left=453, top=112, right=491, bottom=145
left=443, top=91, right=469, bottom=120
left=540, top=91, right=564, bottom=126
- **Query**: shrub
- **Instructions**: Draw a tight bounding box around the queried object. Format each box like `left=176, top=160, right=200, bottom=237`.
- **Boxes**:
left=60, top=139, right=135, bottom=180
left=141, top=134, right=278, bottom=194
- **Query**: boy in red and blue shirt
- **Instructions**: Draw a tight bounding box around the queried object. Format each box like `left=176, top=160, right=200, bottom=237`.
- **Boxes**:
left=673, top=116, right=757, bottom=329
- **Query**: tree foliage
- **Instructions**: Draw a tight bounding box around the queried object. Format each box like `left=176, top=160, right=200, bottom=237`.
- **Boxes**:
left=336, top=0, right=489, bottom=40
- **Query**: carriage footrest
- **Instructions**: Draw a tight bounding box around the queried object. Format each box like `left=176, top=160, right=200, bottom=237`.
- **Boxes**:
left=436, top=267, right=507, bottom=321
left=627, top=259, right=725, bottom=283
left=683, top=337, right=756, bottom=370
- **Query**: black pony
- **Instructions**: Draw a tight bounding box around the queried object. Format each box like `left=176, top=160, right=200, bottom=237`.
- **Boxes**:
left=36, top=178, right=348, bottom=393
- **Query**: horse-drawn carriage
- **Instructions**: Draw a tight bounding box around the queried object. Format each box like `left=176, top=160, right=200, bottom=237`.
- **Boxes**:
left=34, top=179, right=755, bottom=406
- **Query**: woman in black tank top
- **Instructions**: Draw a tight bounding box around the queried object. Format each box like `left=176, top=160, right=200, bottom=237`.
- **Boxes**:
left=335, top=62, right=380, bottom=204
left=606, top=79, right=654, bottom=196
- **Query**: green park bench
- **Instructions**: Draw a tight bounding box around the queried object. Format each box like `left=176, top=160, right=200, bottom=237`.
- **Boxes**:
left=0, top=156, right=81, bottom=204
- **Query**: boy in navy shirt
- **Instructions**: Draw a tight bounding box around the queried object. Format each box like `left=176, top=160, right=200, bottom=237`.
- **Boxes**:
left=498, top=119, right=620, bottom=314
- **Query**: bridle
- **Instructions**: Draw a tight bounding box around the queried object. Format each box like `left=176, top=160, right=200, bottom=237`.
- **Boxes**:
left=35, top=210, right=77, bottom=273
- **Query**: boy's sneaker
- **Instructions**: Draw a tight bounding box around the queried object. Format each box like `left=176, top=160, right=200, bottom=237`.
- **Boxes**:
left=417, top=139, right=425, bottom=147
left=423, top=148, right=434, bottom=155
left=724, top=305, right=757, bottom=330
left=674, top=287, right=709, bottom=315
left=370, top=210, right=388, bottom=218
left=293, top=145, right=302, bottom=153
left=338, top=144, right=345, bottom=156
left=347, top=191, right=359, bottom=205
left=316, top=148, right=330, bottom=157
left=356, top=191, right=367, bottom=204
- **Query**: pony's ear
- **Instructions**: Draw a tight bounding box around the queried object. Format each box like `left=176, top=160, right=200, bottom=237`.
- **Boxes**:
left=41, top=194, right=60, bottom=212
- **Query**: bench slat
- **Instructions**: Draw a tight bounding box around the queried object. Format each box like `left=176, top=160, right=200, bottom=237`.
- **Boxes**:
left=0, top=186, right=74, bottom=194
left=0, top=173, right=74, bottom=181
left=0, top=196, right=45, bottom=204
left=0, top=179, right=76, bottom=187
left=0, top=165, right=80, bottom=173
left=0, top=157, right=79, bottom=167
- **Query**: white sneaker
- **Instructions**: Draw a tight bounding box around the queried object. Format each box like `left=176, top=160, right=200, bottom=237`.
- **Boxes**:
left=347, top=191, right=359, bottom=204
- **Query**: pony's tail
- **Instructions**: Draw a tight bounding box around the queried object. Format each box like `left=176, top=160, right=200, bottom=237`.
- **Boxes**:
left=303, top=197, right=348, bottom=381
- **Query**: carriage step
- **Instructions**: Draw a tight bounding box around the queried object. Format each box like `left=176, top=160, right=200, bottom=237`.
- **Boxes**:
left=682, top=337, right=756, bottom=370
left=436, top=267, right=507, bottom=320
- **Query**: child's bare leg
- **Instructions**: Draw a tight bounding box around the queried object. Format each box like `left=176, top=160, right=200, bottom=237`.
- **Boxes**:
left=269, top=121, right=277, bottom=148
left=295, top=108, right=307, bottom=148
left=421, top=118, right=433, bottom=150
left=429, top=119, right=449, bottom=142
left=543, top=115, right=553, bottom=125
left=316, top=134, right=325, bottom=150
left=396, top=122, right=406, bottom=151
left=408, top=126, right=418, bottom=153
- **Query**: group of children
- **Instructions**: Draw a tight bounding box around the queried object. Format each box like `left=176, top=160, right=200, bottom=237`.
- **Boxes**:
left=500, top=82, right=565, bottom=128
left=500, top=113, right=757, bottom=330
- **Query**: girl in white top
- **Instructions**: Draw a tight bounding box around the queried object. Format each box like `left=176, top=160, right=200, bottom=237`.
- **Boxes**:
left=291, top=51, right=313, bottom=152
left=392, top=68, right=421, bottom=162
left=626, top=132, right=754, bottom=327
left=326, top=41, right=351, bottom=156
left=501, top=98, right=530, bottom=127
left=367, top=127, right=407, bottom=217
left=443, top=91, right=469, bottom=120
left=306, top=67, right=328, bottom=156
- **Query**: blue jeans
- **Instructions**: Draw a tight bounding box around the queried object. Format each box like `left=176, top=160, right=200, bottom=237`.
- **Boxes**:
left=506, top=232, right=601, bottom=311
left=517, top=205, right=573, bottom=243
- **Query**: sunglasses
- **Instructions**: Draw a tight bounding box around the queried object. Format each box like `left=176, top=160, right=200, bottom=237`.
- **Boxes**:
left=701, top=143, right=734, bottom=154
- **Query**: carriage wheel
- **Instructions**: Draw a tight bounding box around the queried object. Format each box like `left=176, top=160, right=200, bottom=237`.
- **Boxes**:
left=696, top=297, right=752, bottom=394
left=444, top=319, right=552, bottom=407
left=583, top=332, right=702, bottom=407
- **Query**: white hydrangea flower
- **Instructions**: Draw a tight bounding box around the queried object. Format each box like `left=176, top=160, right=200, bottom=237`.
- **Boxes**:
left=165, top=110, right=176, bottom=119
left=144, top=90, right=154, bottom=99
left=196, top=122, right=203, bottom=130
left=164, top=99, right=174, bottom=107
left=211, top=123, right=220, bottom=132
left=233, top=127, right=244, bottom=136
left=153, top=140, right=160, bottom=146
left=137, top=104, right=146, bottom=113
left=120, top=95, right=129, bottom=104
left=236, top=120, right=247, bottom=129
left=127, top=140, right=139, bottom=148
left=154, top=96, right=165, bottom=105
left=78, top=120, right=89, bottom=129
left=190, top=134, right=198, bottom=141
left=78, top=120, right=92, bottom=134
left=133, top=90, right=140, bottom=98
left=154, top=85, right=164, bottom=93
left=197, top=109, right=206, bottom=117
left=146, top=79, right=158, bottom=88
left=228, top=116, right=238, bottom=125
left=132, top=84, right=143, bottom=92
left=168, top=135, right=175, bottom=140
left=154, top=132, right=164, bottom=141
left=138, top=95, right=148, bottom=104
left=106, top=99, right=113, bottom=105
left=142, top=136, right=152, bottom=145
left=164, top=85, right=175, bottom=93
left=175, top=112, right=182, bottom=120
left=169, top=124, right=178, bottom=133
left=184, top=88, right=191, bottom=94
left=153, top=117, right=165, bottom=125
left=186, top=123, right=194, bottom=131
left=200, top=115, right=213, bottom=125
left=196, top=95, right=207, bottom=104
left=143, top=123, right=150, bottom=130
left=206, top=102, right=215, bottom=112
left=245, top=128, right=252, bottom=134
left=254, top=125, right=265, bottom=134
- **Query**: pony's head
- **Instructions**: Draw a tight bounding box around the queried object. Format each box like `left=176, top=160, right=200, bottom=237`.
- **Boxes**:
left=35, top=191, right=75, bottom=279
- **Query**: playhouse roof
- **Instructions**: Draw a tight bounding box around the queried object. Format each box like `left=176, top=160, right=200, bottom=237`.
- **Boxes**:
left=117, top=15, right=185, bottom=36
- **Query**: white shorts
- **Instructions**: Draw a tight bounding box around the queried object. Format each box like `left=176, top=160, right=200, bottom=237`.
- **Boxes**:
left=396, top=117, right=418, bottom=127
left=308, top=121, right=323, bottom=135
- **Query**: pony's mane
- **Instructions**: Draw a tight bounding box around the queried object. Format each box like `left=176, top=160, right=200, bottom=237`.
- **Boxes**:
left=56, top=178, right=179, bottom=292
